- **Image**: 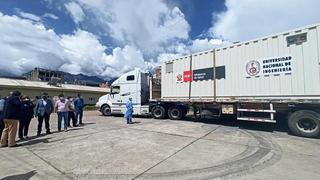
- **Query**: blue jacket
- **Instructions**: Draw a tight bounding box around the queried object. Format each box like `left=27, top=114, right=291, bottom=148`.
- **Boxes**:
left=3, top=96, right=21, bottom=120
left=124, top=100, right=133, bottom=118
left=74, top=98, right=84, bottom=111
left=34, top=99, right=54, bottom=117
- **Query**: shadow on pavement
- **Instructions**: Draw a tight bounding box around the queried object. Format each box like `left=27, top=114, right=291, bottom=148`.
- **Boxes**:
left=80, top=122, right=96, bottom=126
left=96, top=111, right=296, bottom=136
left=0, top=170, right=37, bottom=180
left=20, top=138, right=51, bottom=146
left=176, top=114, right=289, bottom=134
left=131, top=121, right=141, bottom=124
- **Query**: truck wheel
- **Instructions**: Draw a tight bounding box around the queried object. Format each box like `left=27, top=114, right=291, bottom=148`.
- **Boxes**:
left=152, top=106, right=166, bottom=119
left=168, top=106, right=183, bottom=120
left=288, top=110, right=320, bottom=138
left=101, top=105, right=112, bottom=116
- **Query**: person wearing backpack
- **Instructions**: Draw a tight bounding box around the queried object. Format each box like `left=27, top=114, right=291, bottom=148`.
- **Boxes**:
left=74, top=94, right=84, bottom=125
left=34, top=93, right=54, bottom=136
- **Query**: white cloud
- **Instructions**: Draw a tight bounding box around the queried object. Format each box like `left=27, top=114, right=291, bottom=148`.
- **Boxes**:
left=73, top=0, right=190, bottom=55
left=65, top=1, right=85, bottom=24
left=16, top=9, right=41, bottom=22
left=211, top=0, right=320, bottom=41
left=157, top=38, right=228, bottom=63
left=59, top=30, right=107, bottom=75
left=0, top=12, right=65, bottom=75
left=157, top=53, right=182, bottom=63
left=2, top=1, right=235, bottom=78
left=0, top=12, right=150, bottom=78
left=43, top=13, right=59, bottom=20
left=189, top=38, right=228, bottom=52
left=102, top=45, right=154, bottom=77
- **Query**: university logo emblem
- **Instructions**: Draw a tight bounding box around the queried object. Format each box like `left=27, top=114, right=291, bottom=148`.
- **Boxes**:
left=246, top=60, right=260, bottom=76
left=176, top=74, right=183, bottom=82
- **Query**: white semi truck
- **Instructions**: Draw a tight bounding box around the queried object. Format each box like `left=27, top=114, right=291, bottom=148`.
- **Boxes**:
left=96, top=24, right=320, bottom=138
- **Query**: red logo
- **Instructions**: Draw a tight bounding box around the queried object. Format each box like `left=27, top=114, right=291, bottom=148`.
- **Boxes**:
left=183, top=70, right=192, bottom=82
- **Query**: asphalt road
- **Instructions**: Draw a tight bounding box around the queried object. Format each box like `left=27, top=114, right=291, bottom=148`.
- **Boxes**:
left=0, top=111, right=319, bottom=180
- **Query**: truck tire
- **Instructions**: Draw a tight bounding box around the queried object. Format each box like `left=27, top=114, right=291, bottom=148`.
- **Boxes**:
left=288, top=110, right=320, bottom=138
left=101, top=105, right=112, bottom=116
left=152, top=106, right=166, bottom=119
left=168, top=106, right=183, bottom=120
left=182, top=108, right=188, bottom=118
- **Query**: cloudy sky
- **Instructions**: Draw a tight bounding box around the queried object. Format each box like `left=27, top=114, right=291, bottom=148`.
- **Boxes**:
left=0, top=0, right=319, bottom=79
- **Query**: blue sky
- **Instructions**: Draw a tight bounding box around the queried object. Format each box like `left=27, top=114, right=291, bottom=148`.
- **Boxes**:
left=0, top=0, right=319, bottom=79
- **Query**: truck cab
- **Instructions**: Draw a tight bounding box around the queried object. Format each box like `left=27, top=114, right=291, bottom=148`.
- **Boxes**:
left=96, top=69, right=150, bottom=116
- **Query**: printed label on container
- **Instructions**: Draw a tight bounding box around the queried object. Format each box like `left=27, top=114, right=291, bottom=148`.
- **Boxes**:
left=193, top=68, right=214, bottom=81
left=246, top=55, right=292, bottom=77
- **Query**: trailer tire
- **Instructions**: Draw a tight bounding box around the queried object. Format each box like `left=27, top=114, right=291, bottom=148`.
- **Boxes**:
left=152, top=106, right=166, bottom=119
left=168, top=106, right=183, bottom=120
left=101, top=105, right=112, bottom=116
left=288, top=110, right=320, bottom=138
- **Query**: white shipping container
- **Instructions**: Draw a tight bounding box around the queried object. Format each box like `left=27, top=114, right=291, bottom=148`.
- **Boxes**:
left=161, top=23, right=320, bottom=101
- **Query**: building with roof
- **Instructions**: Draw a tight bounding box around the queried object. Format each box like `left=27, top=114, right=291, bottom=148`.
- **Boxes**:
left=0, top=78, right=109, bottom=105
left=22, top=67, right=64, bottom=82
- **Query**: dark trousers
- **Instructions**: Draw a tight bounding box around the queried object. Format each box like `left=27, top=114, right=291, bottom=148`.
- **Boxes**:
left=19, top=118, right=32, bottom=138
left=76, top=109, right=83, bottom=124
left=37, top=113, right=50, bottom=134
left=68, top=111, right=77, bottom=126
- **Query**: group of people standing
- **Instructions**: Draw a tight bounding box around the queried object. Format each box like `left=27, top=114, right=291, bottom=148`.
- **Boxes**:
left=0, top=91, right=84, bottom=147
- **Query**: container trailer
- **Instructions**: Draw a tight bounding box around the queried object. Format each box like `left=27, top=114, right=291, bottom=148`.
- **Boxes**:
left=96, top=23, right=320, bottom=138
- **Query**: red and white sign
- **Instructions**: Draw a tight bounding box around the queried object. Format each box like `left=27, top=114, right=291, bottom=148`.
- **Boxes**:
left=183, top=70, right=192, bottom=82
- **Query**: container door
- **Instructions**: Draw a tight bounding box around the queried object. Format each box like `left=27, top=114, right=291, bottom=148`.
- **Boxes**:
left=190, top=50, right=215, bottom=100
left=161, top=56, right=191, bottom=99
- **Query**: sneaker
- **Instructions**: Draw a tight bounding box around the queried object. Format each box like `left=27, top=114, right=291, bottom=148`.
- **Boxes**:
left=37, top=133, right=41, bottom=136
left=64, top=129, right=68, bottom=132
left=58, top=129, right=62, bottom=132
left=24, top=136, right=29, bottom=139
left=0, top=144, right=8, bottom=148
left=46, top=131, right=52, bottom=134
left=19, top=137, right=25, bottom=141
left=8, top=144, right=22, bottom=148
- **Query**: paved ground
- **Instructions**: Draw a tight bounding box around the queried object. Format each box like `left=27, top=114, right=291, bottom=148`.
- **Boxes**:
left=0, top=111, right=319, bottom=180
